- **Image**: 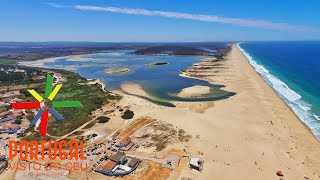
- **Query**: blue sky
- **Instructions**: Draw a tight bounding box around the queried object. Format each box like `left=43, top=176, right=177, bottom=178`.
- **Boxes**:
left=0, top=0, right=319, bottom=42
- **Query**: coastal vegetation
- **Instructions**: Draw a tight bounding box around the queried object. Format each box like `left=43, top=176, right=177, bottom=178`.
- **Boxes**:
left=83, top=121, right=97, bottom=129
left=0, top=64, right=44, bottom=85
left=130, top=43, right=228, bottom=56
left=131, top=45, right=211, bottom=56
left=0, top=58, right=19, bottom=64
left=215, top=48, right=231, bottom=60
left=0, top=45, right=123, bottom=61
left=106, top=68, right=130, bottom=74
left=97, top=116, right=110, bottom=123
left=21, top=69, right=122, bottom=140
left=121, top=109, right=134, bottom=119
left=148, top=62, right=169, bottom=67
left=45, top=70, right=113, bottom=136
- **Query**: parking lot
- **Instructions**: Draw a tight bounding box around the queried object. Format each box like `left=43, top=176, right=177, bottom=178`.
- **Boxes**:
left=0, top=133, right=18, bottom=155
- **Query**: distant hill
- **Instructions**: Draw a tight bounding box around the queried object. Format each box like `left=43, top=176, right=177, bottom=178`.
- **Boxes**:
left=130, top=42, right=230, bottom=56
left=130, top=45, right=209, bottom=56
left=0, top=42, right=231, bottom=60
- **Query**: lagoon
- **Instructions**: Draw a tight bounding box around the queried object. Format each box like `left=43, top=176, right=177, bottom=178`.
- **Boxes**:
left=43, top=50, right=235, bottom=106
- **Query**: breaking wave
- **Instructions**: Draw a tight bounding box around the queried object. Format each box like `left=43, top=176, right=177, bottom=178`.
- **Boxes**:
left=238, top=44, right=320, bottom=140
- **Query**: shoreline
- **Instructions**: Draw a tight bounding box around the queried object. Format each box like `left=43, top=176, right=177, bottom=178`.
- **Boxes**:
left=237, top=43, right=320, bottom=141
left=87, top=78, right=107, bottom=92
left=15, top=44, right=320, bottom=179
left=117, top=44, right=320, bottom=179
left=183, top=44, right=319, bottom=140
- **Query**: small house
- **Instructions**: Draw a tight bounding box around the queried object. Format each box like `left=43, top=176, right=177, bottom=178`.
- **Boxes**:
left=114, top=136, right=135, bottom=151
left=95, top=160, right=117, bottom=176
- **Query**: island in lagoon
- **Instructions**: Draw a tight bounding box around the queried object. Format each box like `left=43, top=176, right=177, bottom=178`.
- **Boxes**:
left=147, top=62, right=169, bottom=67
left=106, top=68, right=130, bottom=74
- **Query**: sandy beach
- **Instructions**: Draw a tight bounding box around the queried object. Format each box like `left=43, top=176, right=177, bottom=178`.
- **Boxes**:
left=177, top=85, right=211, bottom=98
left=115, top=44, right=320, bottom=179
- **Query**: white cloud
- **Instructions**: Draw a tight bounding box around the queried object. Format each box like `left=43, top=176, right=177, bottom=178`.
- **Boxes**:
left=45, top=2, right=65, bottom=8
left=47, top=3, right=310, bottom=31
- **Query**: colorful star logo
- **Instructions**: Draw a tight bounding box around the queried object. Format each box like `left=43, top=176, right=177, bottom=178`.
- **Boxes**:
left=10, top=73, right=83, bottom=137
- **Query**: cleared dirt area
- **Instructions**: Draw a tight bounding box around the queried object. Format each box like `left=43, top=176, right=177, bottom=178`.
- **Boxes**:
left=115, top=116, right=156, bottom=138
left=123, top=161, right=171, bottom=180
left=132, top=121, right=192, bottom=152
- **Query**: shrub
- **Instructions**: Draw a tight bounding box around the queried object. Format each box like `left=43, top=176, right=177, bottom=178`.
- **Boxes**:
left=121, top=110, right=134, bottom=119
left=15, top=119, right=22, bottom=124
left=104, top=155, right=109, bottom=160
left=97, top=116, right=110, bottom=123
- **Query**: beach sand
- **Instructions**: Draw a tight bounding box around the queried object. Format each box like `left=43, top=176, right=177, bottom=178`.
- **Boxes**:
left=177, top=85, right=211, bottom=98
left=115, top=44, right=320, bottom=179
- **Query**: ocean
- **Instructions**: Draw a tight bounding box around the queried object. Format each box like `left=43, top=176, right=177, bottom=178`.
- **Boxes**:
left=239, top=41, right=320, bottom=140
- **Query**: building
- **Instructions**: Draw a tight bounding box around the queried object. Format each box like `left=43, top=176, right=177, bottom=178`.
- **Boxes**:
left=1, top=124, right=20, bottom=134
left=95, top=152, right=140, bottom=176
left=95, top=160, right=117, bottom=176
left=189, top=157, right=204, bottom=171
left=114, top=136, right=135, bottom=151
left=128, top=158, right=139, bottom=168
left=110, top=151, right=126, bottom=164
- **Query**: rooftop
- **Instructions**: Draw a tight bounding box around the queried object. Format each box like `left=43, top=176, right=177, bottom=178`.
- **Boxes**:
left=128, top=157, right=139, bottom=168
left=115, top=136, right=131, bottom=146
left=96, top=160, right=117, bottom=172
left=189, top=157, right=204, bottom=171
left=110, top=151, right=126, bottom=163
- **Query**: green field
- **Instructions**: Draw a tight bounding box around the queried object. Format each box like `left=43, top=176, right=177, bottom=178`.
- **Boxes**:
left=0, top=58, right=20, bottom=64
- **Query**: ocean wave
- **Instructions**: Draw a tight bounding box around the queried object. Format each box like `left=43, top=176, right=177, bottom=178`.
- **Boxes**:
left=238, top=43, right=320, bottom=140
